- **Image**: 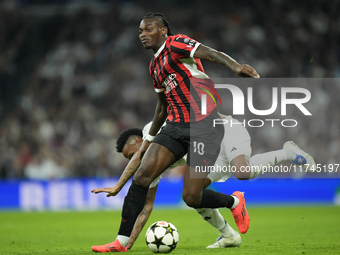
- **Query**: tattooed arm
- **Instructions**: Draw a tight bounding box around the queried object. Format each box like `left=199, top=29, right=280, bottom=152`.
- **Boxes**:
left=194, top=44, right=260, bottom=78
left=127, top=185, right=158, bottom=250
left=91, top=149, right=143, bottom=196
left=91, top=94, right=167, bottom=196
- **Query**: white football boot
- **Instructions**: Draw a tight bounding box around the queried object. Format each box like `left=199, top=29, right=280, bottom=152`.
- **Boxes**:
left=283, top=141, right=316, bottom=172
left=206, top=232, right=242, bottom=248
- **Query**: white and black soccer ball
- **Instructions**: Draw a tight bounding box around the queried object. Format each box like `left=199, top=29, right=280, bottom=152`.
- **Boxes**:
left=145, top=221, right=179, bottom=253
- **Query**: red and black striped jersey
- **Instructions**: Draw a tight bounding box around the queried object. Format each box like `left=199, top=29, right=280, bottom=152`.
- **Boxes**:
left=149, top=34, right=217, bottom=123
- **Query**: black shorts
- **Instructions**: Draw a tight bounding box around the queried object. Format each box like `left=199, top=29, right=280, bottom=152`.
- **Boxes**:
left=153, top=110, right=224, bottom=168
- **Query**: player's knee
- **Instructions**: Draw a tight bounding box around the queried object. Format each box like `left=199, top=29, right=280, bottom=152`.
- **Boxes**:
left=203, top=178, right=212, bottom=189
left=234, top=174, right=249, bottom=180
left=231, top=156, right=251, bottom=180
left=133, top=168, right=153, bottom=188
left=182, top=192, right=201, bottom=208
left=233, top=168, right=251, bottom=180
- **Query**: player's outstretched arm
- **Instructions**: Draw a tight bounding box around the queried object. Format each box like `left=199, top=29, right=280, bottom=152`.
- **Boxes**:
left=91, top=94, right=167, bottom=197
left=127, top=185, right=158, bottom=250
left=91, top=150, right=143, bottom=197
left=194, top=44, right=260, bottom=78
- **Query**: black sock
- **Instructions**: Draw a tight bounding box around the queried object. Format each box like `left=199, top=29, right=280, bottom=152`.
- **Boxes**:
left=118, top=180, right=149, bottom=236
left=197, top=189, right=235, bottom=209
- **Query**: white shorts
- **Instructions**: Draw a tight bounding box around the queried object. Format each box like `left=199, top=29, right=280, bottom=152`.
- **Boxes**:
left=149, top=175, right=162, bottom=188
left=208, top=116, right=251, bottom=182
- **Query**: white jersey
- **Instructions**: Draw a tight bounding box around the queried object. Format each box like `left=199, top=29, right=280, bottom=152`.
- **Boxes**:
left=146, top=115, right=252, bottom=187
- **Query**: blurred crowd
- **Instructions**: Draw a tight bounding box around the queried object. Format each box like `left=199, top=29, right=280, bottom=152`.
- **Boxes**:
left=0, top=0, right=339, bottom=179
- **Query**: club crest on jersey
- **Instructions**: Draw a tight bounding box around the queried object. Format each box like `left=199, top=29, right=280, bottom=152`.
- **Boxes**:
left=175, top=36, right=195, bottom=48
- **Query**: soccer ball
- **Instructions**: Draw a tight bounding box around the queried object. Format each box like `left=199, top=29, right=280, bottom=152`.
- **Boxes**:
left=145, top=221, right=179, bottom=253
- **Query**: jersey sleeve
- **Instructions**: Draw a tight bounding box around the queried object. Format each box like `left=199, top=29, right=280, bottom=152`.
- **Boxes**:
left=142, top=122, right=153, bottom=139
left=153, top=80, right=164, bottom=93
left=149, top=60, right=165, bottom=93
left=170, top=34, right=201, bottom=58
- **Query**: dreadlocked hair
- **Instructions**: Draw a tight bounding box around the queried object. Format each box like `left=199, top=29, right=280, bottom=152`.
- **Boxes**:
left=116, top=128, right=143, bottom=153
left=143, top=12, right=173, bottom=36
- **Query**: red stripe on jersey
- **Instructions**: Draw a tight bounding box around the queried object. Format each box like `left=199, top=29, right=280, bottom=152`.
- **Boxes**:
left=169, top=93, right=180, bottom=122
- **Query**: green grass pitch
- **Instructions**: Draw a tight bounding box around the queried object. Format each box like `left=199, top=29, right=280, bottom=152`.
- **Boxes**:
left=1, top=206, right=340, bottom=255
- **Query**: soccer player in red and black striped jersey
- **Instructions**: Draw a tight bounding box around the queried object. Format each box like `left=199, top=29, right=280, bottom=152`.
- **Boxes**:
left=91, top=12, right=260, bottom=252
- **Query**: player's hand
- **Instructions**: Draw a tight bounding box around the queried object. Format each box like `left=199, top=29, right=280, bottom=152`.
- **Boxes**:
left=234, top=64, right=260, bottom=78
left=91, top=187, right=120, bottom=197
left=126, top=239, right=134, bottom=250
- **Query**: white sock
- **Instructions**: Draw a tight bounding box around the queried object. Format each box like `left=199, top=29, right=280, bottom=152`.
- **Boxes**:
left=230, top=195, right=239, bottom=209
left=219, top=222, right=238, bottom=238
left=117, top=235, right=129, bottom=247
left=196, top=208, right=225, bottom=230
left=195, top=208, right=237, bottom=237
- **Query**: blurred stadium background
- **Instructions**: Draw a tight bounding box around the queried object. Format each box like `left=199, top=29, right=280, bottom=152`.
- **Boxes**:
left=0, top=0, right=339, bottom=211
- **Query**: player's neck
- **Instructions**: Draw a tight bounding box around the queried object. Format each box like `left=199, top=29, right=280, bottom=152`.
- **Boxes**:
left=152, top=37, right=167, bottom=54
